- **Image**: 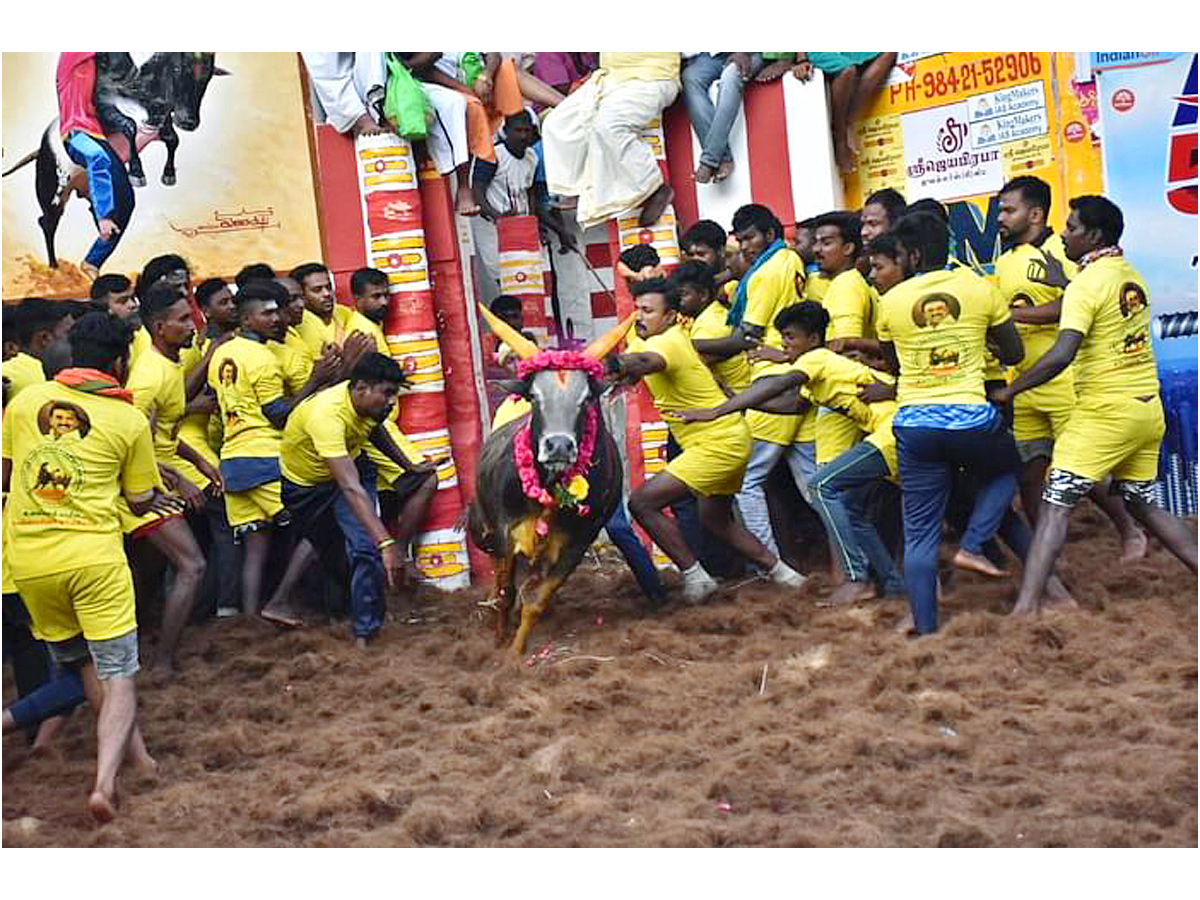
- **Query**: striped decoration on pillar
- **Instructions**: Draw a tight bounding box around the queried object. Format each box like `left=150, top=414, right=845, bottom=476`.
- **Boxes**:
left=496, top=214, right=551, bottom=347
left=353, top=133, right=469, bottom=590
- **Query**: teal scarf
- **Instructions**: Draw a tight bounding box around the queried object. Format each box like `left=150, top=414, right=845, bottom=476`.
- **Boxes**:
left=726, top=238, right=786, bottom=328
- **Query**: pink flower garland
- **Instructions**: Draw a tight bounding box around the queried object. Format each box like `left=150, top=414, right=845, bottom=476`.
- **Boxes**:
left=510, top=350, right=604, bottom=516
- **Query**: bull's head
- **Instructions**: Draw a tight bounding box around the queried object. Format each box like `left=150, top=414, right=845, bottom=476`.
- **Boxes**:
left=480, top=305, right=634, bottom=479
left=172, top=52, right=229, bottom=131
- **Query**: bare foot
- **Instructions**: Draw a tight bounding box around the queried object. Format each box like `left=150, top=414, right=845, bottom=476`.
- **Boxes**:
left=80, top=261, right=100, bottom=281
left=1119, top=527, right=1148, bottom=563
left=834, top=139, right=857, bottom=173
left=259, top=603, right=305, bottom=628
left=455, top=187, right=481, bottom=217
left=714, top=159, right=734, bottom=183
left=817, top=580, right=878, bottom=608
left=88, top=789, right=117, bottom=824
left=1010, top=597, right=1041, bottom=617
left=755, top=60, right=793, bottom=83
left=1046, top=574, right=1076, bottom=606
left=1044, top=593, right=1080, bottom=612
left=355, top=637, right=370, bottom=651
left=695, top=162, right=715, bottom=184
left=638, top=182, right=674, bottom=227
left=953, top=549, right=1008, bottom=578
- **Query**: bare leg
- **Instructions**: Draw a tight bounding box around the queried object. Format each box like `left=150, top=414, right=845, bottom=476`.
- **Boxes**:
left=260, top=538, right=316, bottom=627
left=240, top=530, right=272, bottom=615
left=827, top=69, right=857, bottom=172
left=146, top=518, right=206, bottom=673
left=1125, top=498, right=1198, bottom=572
left=697, top=495, right=776, bottom=571
left=1019, top=456, right=1050, bottom=527
left=515, top=69, right=565, bottom=108
left=755, top=59, right=794, bottom=82
left=845, top=53, right=897, bottom=135
left=454, top=163, right=480, bottom=216
left=638, top=182, right=674, bottom=227
left=78, top=665, right=137, bottom=823
left=1090, top=482, right=1147, bottom=562
left=1012, top=503, right=1071, bottom=616
left=629, top=473, right=698, bottom=570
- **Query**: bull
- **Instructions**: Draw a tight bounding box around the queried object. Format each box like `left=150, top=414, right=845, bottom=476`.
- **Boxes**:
left=468, top=306, right=634, bottom=655
left=2, top=52, right=228, bottom=268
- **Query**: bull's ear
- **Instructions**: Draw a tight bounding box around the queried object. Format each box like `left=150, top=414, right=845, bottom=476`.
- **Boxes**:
left=490, top=378, right=528, bottom=397
left=213, top=67, right=231, bottom=77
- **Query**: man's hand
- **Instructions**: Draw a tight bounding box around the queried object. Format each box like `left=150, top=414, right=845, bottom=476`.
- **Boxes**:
left=1029, top=251, right=1069, bottom=289
left=987, top=383, right=1013, bottom=407
left=747, top=345, right=790, bottom=364
left=188, top=391, right=218, bottom=416
left=676, top=407, right=721, bottom=424
left=199, top=459, right=224, bottom=495
left=857, top=378, right=896, bottom=404
left=175, top=474, right=206, bottom=512
left=145, top=489, right=187, bottom=518
left=410, top=459, right=438, bottom=476
left=311, top=343, right=343, bottom=384
left=351, top=112, right=383, bottom=137
left=729, top=53, right=753, bottom=81
left=98, top=218, right=121, bottom=241
left=339, top=332, right=375, bottom=378
left=381, top=543, right=403, bottom=589
left=473, top=74, right=494, bottom=106
left=792, top=60, right=815, bottom=82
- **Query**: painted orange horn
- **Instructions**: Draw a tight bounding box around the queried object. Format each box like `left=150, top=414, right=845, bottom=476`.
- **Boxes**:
left=477, top=302, right=539, bottom=361
left=583, top=312, right=636, bottom=361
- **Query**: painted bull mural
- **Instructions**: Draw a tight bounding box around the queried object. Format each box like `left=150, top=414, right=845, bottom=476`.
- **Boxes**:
left=468, top=306, right=635, bottom=655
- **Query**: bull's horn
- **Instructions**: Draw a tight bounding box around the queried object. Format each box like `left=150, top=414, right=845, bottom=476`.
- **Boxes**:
left=477, top=302, right=539, bottom=360
left=583, top=312, right=636, bottom=361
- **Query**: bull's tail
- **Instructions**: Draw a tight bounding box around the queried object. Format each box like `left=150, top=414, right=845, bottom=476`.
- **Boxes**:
left=2, top=148, right=39, bottom=177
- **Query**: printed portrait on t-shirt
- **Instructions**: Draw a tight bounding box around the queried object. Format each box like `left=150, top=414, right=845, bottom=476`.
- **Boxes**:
left=911, top=292, right=961, bottom=328
left=37, top=400, right=91, bottom=440
left=1119, top=282, right=1148, bottom=319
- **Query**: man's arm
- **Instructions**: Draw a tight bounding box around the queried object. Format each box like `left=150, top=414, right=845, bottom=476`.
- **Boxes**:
left=2, top=457, right=10, bottom=494
left=608, top=350, right=667, bottom=382
left=992, top=330, right=1083, bottom=404
left=692, top=334, right=756, bottom=360
left=1010, top=299, right=1063, bottom=326
left=261, top=347, right=340, bottom=429
left=472, top=158, right=503, bottom=221
left=676, top=373, right=806, bottom=423
left=326, top=455, right=403, bottom=588
left=184, top=332, right=232, bottom=400
left=879, top=341, right=900, bottom=376
left=986, top=319, right=1024, bottom=367
left=176, top=439, right=223, bottom=493
left=369, top=420, right=437, bottom=475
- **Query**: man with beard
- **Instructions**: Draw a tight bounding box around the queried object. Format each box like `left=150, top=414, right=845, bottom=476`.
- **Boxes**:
left=280, top=352, right=430, bottom=648
left=291, top=262, right=355, bottom=359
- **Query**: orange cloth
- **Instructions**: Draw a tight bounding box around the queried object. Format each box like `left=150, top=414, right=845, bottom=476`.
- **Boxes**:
left=461, top=57, right=524, bottom=163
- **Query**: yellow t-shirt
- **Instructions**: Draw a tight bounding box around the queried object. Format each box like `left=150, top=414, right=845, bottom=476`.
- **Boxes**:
left=176, top=331, right=224, bottom=470
left=129, top=325, right=152, bottom=368
left=2, top=352, right=45, bottom=399
left=345, top=310, right=389, bottom=355
left=280, top=382, right=379, bottom=487
left=2, top=380, right=160, bottom=579
left=995, top=233, right=1079, bottom=375
left=877, top=268, right=1011, bottom=407
left=208, top=335, right=285, bottom=459
left=803, top=269, right=831, bottom=303
left=296, top=305, right=355, bottom=359
left=823, top=268, right=877, bottom=341
left=628, top=324, right=746, bottom=449
left=269, top=336, right=312, bottom=397
left=599, top=52, right=680, bottom=84
left=740, top=248, right=805, bottom=445
left=689, top=300, right=752, bottom=392
left=1059, top=256, right=1159, bottom=401
left=790, top=348, right=895, bottom=429
left=126, top=344, right=210, bottom=488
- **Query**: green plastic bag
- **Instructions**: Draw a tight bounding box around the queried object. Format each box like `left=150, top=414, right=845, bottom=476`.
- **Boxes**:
left=459, top=52, right=484, bottom=89
left=384, top=53, right=431, bottom=140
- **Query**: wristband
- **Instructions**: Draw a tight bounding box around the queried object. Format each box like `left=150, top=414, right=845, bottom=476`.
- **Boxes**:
left=377, top=537, right=396, bottom=551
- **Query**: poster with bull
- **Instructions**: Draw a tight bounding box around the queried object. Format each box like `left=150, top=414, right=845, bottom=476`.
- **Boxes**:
left=2, top=52, right=324, bottom=299
left=1094, top=52, right=1198, bottom=516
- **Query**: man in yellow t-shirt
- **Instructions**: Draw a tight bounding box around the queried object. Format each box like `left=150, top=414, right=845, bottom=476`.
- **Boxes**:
left=608, top=279, right=807, bottom=603
left=122, top=283, right=222, bottom=673
left=877, top=211, right=1025, bottom=634
left=542, top=52, right=680, bottom=230
left=3, top=311, right=169, bottom=823
left=209, top=280, right=339, bottom=617
left=794, top=217, right=831, bottom=303
left=680, top=301, right=903, bottom=606
left=993, top=195, right=1197, bottom=615
left=729, top=204, right=810, bottom=556
left=995, top=176, right=1145, bottom=560
left=3, top=298, right=78, bottom=403
left=276, top=353, right=436, bottom=646
left=290, top=262, right=356, bottom=360
left=91, top=272, right=153, bottom=367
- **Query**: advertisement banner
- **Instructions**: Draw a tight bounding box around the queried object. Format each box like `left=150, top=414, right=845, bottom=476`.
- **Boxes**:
left=2, top=52, right=323, bottom=298
left=1097, top=53, right=1198, bottom=514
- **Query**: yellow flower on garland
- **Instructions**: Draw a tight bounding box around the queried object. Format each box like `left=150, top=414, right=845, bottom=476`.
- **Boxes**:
left=566, top=475, right=589, bottom=501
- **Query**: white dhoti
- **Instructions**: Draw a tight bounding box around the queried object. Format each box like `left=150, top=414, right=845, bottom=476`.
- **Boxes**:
left=542, top=74, right=678, bottom=230
left=422, top=82, right=470, bottom=175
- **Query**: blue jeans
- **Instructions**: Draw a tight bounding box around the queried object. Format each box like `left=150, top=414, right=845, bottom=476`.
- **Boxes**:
left=680, top=53, right=762, bottom=168
left=64, top=131, right=133, bottom=267
left=895, top=412, right=1020, bottom=634
left=811, top=442, right=905, bottom=594
left=606, top=502, right=665, bottom=602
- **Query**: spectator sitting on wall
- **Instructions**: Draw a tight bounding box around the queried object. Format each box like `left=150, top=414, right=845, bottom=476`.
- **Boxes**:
left=680, top=53, right=762, bottom=184
left=791, top=53, right=898, bottom=173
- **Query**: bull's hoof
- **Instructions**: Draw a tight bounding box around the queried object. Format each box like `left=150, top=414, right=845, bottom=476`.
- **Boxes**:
left=161, top=173, right=176, bottom=187
left=129, top=174, right=146, bottom=188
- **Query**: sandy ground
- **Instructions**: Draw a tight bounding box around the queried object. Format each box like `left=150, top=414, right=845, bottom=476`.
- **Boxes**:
left=3, top=504, right=1196, bottom=847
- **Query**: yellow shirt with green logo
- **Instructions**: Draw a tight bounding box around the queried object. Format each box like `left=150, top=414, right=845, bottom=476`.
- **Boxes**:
left=2, top=380, right=160, bottom=579
left=1058, top=257, right=1159, bottom=401
left=877, top=268, right=1011, bottom=408
left=281, top=382, right=378, bottom=487
left=995, top=233, right=1079, bottom=377
left=208, top=335, right=285, bottom=459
